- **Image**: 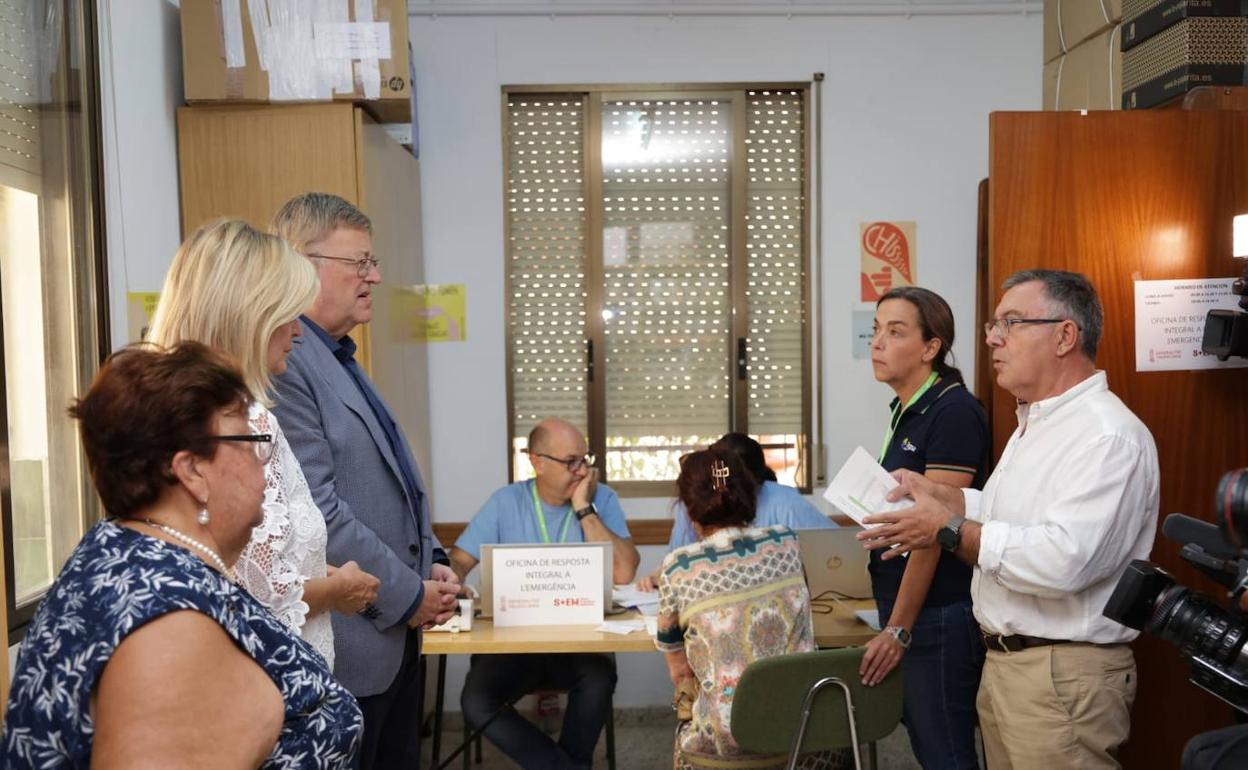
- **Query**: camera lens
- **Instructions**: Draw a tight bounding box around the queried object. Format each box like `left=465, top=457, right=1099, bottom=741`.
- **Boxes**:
left=1151, top=586, right=1248, bottom=677
left=1217, top=469, right=1248, bottom=550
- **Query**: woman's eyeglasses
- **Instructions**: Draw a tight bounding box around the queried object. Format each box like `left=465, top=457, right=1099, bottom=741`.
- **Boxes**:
left=209, top=433, right=275, bottom=464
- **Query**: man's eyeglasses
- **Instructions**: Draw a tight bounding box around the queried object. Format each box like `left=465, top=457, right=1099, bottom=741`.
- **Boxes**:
left=983, top=317, right=1073, bottom=340
left=208, top=433, right=275, bottom=464
left=307, top=253, right=380, bottom=278
left=533, top=452, right=596, bottom=473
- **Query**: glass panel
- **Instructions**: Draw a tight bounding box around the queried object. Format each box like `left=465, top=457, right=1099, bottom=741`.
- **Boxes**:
left=600, top=97, right=733, bottom=482
left=505, top=94, right=589, bottom=480
left=746, top=90, right=807, bottom=487
left=0, top=0, right=101, bottom=611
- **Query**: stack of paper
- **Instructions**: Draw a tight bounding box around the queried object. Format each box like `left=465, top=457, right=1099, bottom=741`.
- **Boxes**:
left=613, top=584, right=660, bottom=615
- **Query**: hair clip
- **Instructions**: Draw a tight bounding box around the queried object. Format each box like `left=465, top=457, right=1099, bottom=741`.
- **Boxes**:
left=711, top=459, right=730, bottom=490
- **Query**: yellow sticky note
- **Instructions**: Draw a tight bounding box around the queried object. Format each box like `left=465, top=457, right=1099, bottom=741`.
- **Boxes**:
left=126, top=292, right=161, bottom=342
left=390, top=284, right=466, bottom=343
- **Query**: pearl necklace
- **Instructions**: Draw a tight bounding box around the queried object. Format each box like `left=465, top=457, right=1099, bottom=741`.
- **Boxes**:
left=145, top=519, right=236, bottom=583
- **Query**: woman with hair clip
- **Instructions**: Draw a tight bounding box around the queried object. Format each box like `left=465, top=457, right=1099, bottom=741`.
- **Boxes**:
left=655, top=447, right=846, bottom=770
left=636, top=432, right=834, bottom=591
left=147, top=219, right=379, bottom=667
left=864, top=286, right=989, bottom=769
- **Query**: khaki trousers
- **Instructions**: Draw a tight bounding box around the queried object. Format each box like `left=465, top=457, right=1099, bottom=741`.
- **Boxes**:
left=977, top=643, right=1136, bottom=770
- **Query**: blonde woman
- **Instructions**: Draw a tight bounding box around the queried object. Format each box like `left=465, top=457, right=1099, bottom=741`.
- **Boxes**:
left=147, top=219, right=379, bottom=667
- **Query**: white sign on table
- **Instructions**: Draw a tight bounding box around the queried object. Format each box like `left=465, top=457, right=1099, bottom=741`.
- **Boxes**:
left=1135, top=278, right=1248, bottom=372
left=491, top=545, right=605, bottom=627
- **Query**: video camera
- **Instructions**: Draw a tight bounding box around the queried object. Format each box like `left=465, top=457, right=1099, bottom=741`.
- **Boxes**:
left=1103, top=469, right=1248, bottom=712
left=1202, top=218, right=1248, bottom=360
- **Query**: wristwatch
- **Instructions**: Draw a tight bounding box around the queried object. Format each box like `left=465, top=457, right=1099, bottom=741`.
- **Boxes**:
left=936, top=515, right=965, bottom=553
left=574, top=503, right=598, bottom=521
left=884, top=625, right=912, bottom=650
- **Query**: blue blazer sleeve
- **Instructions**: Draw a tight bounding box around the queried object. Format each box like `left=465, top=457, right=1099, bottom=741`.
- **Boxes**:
left=272, top=351, right=425, bottom=631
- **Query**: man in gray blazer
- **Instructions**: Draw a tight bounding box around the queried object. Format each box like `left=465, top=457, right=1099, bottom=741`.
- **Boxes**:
left=271, top=192, right=460, bottom=769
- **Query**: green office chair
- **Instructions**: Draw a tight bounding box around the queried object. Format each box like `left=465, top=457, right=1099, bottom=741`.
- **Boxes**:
left=731, top=648, right=903, bottom=770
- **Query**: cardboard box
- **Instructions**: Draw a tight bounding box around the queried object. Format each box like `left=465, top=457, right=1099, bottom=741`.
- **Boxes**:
left=1122, top=0, right=1248, bottom=52
left=181, top=0, right=411, bottom=123
left=1043, top=25, right=1124, bottom=110
left=1045, top=0, right=1124, bottom=63
left=1122, top=16, right=1248, bottom=108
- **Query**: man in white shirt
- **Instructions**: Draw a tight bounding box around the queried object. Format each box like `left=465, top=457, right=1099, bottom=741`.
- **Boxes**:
left=860, top=269, right=1159, bottom=770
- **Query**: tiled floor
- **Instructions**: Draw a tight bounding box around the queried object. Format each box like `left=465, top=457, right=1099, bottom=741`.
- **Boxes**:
left=423, top=707, right=925, bottom=769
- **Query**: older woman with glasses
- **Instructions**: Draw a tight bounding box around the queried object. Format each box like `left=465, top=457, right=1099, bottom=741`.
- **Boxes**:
left=1, top=343, right=362, bottom=768
left=147, top=219, right=379, bottom=668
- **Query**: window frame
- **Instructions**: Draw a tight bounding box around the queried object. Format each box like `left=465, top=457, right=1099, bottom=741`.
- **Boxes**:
left=501, top=82, right=813, bottom=496
left=0, top=0, right=111, bottom=644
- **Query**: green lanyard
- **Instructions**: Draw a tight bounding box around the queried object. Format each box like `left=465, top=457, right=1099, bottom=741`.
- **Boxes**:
left=879, top=371, right=939, bottom=462
left=530, top=480, right=574, bottom=544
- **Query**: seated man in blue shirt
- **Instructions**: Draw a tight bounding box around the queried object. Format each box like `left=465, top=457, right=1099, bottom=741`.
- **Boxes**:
left=638, top=433, right=836, bottom=590
left=450, top=417, right=639, bottom=770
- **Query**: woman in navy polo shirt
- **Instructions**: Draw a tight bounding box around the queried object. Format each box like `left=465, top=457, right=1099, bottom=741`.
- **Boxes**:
left=862, top=286, right=989, bottom=769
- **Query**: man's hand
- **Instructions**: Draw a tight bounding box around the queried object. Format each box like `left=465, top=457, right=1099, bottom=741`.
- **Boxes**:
left=858, top=489, right=951, bottom=559
left=326, top=561, right=381, bottom=615
left=409, top=580, right=459, bottom=628
left=636, top=571, right=659, bottom=592
left=431, top=562, right=461, bottom=591
left=572, top=468, right=598, bottom=511
left=859, top=630, right=905, bottom=686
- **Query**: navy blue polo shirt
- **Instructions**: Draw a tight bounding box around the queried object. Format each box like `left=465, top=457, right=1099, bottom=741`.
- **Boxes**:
left=870, top=376, right=989, bottom=608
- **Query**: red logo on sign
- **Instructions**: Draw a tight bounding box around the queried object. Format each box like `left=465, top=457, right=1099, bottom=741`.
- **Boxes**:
left=862, top=222, right=913, bottom=283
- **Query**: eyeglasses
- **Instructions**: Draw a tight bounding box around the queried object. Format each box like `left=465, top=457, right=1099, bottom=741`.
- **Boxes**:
left=533, top=452, right=596, bottom=473
left=208, top=433, right=275, bottom=464
left=307, top=253, right=380, bottom=278
left=983, top=317, right=1072, bottom=340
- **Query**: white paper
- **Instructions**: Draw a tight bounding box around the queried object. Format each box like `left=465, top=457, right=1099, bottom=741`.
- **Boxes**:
left=1134, top=278, right=1248, bottom=372
left=220, top=0, right=247, bottom=67
left=314, top=22, right=391, bottom=60
left=491, top=545, right=605, bottom=628
left=821, top=446, right=909, bottom=528
left=855, top=609, right=881, bottom=631
left=612, top=584, right=661, bottom=611
left=596, top=620, right=645, bottom=635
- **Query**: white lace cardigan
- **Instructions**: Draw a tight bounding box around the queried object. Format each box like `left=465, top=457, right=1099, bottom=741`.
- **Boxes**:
left=236, top=402, right=334, bottom=668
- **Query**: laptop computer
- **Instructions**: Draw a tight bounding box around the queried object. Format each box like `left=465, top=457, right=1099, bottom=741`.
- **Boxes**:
left=478, top=541, right=614, bottom=619
left=796, top=527, right=873, bottom=601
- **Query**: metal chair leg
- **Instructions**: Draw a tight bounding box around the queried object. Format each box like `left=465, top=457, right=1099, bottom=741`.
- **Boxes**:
left=605, top=693, right=616, bottom=770
left=431, top=654, right=447, bottom=766
left=868, top=741, right=877, bottom=769
left=784, top=676, right=863, bottom=770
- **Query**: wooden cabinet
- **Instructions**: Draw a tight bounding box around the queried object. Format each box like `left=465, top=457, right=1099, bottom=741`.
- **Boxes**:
left=984, top=110, right=1248, bottom=767
left=176, top=102, right=433, bottom=507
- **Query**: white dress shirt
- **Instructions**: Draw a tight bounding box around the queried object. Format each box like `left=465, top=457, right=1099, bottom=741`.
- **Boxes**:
left=964, top=371, right=1159, bottom=643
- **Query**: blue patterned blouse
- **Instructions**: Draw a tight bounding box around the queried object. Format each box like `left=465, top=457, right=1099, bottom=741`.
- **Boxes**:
left=1, top=520, right=362, bottom=768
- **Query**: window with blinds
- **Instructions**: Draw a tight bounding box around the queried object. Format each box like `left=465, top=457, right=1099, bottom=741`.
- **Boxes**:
left=504, top=85, right=810, bottom=492
left=0, top=0, right=106, bottom=634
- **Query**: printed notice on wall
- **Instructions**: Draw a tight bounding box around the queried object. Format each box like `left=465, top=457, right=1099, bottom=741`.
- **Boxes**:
left=1134, top=278, right=1248, bottom=372
left=126, top=292, right=160, bottom=342
left=491, top=545, right=605, bottom=627
left=390, top=284, right=466, bottom=343
left=851, top=310, right=876, bottom=360
left=860, top=221, right=916, bottom=302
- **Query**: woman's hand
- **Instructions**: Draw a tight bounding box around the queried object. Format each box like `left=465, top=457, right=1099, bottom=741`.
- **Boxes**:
left=327, top=561, right=380, bottom=615
left=636, top=572, right=659, bottom=592
left=859, top=630, right=905, bottom=686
